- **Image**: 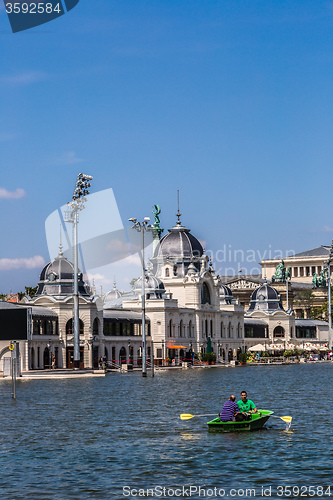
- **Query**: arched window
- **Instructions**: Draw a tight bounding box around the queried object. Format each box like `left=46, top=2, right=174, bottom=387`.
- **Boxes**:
left=210, top=319, right=213, bottom=337
left=189, top=320, right=192, bottom=338
left=274, top=326, right=285, bottom=338
left=66, top=319, right=84, bottom=336
left=93, top=318, right=99, bottom=336
left=119, top=347, right=126, bottom=364
left=201, top=283, right=211, bottom=304
left=205, top=319, right=208, bottom=338
left=165, top=268, right=169, bottom=277
left=169, top=319, right=173, bottom=337
left=180, top=320, right=183, bottom=337
left=31, top=347, right=35, bottom=370
left=46, top=321, right=53, bottom=335
left=221, top=322, right=224, bottom=338
left=228, top=322, right=232, bottom=338
left=237, top=322, right=241, bottom=338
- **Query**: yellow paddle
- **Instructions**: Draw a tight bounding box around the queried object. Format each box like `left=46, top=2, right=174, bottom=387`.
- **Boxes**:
left=269, top=415, right=292, bottom=423
left=180, top=413, right=217, bottom=420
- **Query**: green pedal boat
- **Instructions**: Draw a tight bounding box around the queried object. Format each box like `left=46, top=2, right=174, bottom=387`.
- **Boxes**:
left=207, top=410, right=274, bottom=432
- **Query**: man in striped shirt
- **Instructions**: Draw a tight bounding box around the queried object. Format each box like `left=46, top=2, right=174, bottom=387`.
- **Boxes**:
left=220, top=395, right=239, bottom=422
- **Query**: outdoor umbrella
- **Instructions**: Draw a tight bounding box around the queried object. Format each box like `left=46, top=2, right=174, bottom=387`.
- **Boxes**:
left=248, top=343, right=266, bottom=352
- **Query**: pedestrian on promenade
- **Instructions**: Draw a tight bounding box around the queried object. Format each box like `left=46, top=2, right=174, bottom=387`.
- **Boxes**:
left=102, top=354, right=107, bottom=371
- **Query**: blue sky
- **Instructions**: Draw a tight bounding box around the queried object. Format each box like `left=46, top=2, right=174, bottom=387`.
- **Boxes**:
left=1, top=0, right=333, bottom=293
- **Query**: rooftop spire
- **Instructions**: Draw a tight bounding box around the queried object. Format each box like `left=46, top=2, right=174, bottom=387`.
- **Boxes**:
left=176, top=189, right=181, bottom=225
left=59, top=224, right=63, bottom=257
left=264, top=264, right=267, bottom=283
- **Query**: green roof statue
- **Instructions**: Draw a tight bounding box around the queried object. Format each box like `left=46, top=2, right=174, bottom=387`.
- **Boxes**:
left=272, top=261, right=285, bottom=282
left=271, top=261, right=291, bottom=283
left=312, top=269, right=327, bottom=288
left=312, top=272, right=318, bottom=288
left=152, top=204, right=161, bottom=229
left=318, top=269, right=327, bottom=288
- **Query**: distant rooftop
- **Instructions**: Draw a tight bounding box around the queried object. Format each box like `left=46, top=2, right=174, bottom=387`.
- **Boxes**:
left=292, top=246, right=330, bottom=258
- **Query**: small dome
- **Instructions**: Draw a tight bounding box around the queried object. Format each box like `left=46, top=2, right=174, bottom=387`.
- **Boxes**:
left=220, top=284, right=233, bottom=304
left=187, top=263, right=198, bottom=275
left=35, top=252, right=90, bottom=297
left=103, top=281, right=122, bottom=303
left=134, top=272, right=165, bottom=299
left=247, top=283, right=284, bottom=313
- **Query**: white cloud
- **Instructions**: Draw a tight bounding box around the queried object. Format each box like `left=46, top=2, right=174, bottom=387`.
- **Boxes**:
left=0, top=256, right=45, bottom=271
left=85, top=273, right=112, bottom=285
left=0, top=71, right=46, bottom=86
left=322, top=226, right=333, bottom=232
left=49, top=151, right=84, bottom=166
left=111, top=253, right=142, bottom=267
left=0, top=187, right=25, bottom=199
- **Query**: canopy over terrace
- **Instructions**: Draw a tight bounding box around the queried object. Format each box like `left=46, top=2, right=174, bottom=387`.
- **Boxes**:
left=248, top=344, right=266, bottom=352
left=167, top=345, right=187, bottom=349
left=266, top=343, right=295, bottom=350
left=296, top=342, right=329, bottom=351
left=166, top=345, right=188, bottom=362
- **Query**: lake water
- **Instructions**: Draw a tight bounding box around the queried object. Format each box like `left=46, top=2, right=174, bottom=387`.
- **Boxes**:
left=0, top=364, right=332, bottom=500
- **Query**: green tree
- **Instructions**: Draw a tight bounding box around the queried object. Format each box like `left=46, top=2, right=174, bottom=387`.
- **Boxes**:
left=0, top=293, right=8, bottom=301
left=25, top=286, right=38, bottom=298
left=129, top=278, right=139, bottom=289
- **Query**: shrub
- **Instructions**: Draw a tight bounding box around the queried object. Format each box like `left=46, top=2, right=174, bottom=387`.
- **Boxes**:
left=202, top=353, right=216, bottom=363
left=238, top=353, right=247, bottom=363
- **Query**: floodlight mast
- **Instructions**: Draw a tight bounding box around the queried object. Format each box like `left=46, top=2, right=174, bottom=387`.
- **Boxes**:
left=64, top=173, right=93, bottom=369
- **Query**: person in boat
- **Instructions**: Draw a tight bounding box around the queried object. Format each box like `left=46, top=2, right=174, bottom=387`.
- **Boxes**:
left=235, top=391, right=257, bottom=421
left=219, top=395, right=239, bottom=422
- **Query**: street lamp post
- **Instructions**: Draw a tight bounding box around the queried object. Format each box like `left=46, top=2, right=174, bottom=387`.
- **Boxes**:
left=129, top=217, right=151, bottom=377
left=286, top=276, right=291, bottom=311
left=47, top=342, right=51, bottom=370
left=162, top=339, right=165, bottom=365
left=325, top=241, right=333, bottom=351
left=65, top=173, right=93, bottom=369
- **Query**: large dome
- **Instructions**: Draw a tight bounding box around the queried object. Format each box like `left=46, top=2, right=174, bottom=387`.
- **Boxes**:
left=154, top=223, right=203, bottom=261
left=247, top=283, right=284, bottom=313
left=35, top=251, right=90, bottom=297
left=152, top=217, right=204, bottom=278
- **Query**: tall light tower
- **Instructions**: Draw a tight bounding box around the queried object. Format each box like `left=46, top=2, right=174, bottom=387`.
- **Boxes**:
left=129, top=216, right=150, bottom=377
left=65, top=173, right=93, bottom=369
